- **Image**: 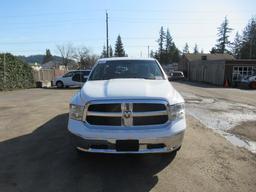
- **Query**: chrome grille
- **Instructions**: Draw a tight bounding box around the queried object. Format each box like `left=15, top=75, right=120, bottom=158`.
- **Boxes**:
left=84, top=100, right=169, bottom=126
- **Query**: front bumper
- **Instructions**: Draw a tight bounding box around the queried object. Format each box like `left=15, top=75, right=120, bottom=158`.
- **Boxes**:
left=69, top=131, right=184, bottom=154
left=68, top=118, right=186, bottom=154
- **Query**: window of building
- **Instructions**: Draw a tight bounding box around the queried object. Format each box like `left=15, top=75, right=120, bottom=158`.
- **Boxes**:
left=232, top=66, right=256, bottom=82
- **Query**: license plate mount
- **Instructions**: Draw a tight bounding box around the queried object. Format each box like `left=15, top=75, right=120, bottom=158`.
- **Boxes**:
left=116, top=140, right=139, bottom=151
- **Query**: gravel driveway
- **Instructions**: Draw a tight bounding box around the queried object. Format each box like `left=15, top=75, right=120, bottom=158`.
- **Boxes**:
left=0, top=87, right=255, bottom=192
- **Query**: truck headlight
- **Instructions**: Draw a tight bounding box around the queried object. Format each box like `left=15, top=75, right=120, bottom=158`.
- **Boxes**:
left=168, top=103, right=185, bottom=121
left=69, top=104, right=84, bottom=121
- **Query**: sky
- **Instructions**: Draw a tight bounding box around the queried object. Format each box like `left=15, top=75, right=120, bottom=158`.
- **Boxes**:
left=0, top=0, right=255, bottom=57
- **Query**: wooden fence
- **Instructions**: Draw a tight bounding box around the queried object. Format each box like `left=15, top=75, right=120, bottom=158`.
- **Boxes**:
left=32, top=69, right=67, bottom=82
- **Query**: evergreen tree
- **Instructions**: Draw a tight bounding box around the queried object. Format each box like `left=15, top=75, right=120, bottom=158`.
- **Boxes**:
left=165, top=28, right=174, bottom=63
left=231, top=32, right=243, bottom=58
left=152, top=27, right=180, bottom=63
left=172, top=49, right=180, bottom=62
left=0, top=53, right=34, bottom=90
left=240, top=17, right=256, bottom=59
left=109, top=45, right=113, bottom=57
left=212, top=17, right=233, bottom=53
left=42, top=49, right=52, bottom=63
left=193, top=44, right=199, bottom=54
left=150, top=50, right=154, bottom=58
left=210, top=47, right=218, bottom=54
left=101, top=45, right=108, bottom=58
left=114, top=35, right=126, bottom=57
left=183, top=43, right=189, bottom=53
left=157, top=26, right=166, bottom=63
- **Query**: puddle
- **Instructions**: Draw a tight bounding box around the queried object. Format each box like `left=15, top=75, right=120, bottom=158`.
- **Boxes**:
left=186, top=98, right=215, bottom=104
left=219, top=130, right=256, bottom=153
left=185, top=95, right=256, bottom=154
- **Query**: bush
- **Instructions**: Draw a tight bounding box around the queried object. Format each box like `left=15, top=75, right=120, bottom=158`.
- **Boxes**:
left=0, top=53, right=34, bottom=90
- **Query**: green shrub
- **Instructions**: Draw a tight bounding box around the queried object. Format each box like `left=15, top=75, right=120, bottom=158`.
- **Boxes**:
left=0, top=53, right=34, bottom=90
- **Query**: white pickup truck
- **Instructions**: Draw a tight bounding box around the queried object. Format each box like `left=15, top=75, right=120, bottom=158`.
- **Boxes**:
left=68, top=58, right=186, bottom=155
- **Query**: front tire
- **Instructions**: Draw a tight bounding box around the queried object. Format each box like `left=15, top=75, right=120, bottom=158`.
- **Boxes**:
left=56, top=81, right=64, bottom=88
left=249, top=82, right=256, bottom=89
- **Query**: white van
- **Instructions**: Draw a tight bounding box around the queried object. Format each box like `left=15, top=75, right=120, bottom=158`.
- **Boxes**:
left=54, top=70, right=91, bottom=88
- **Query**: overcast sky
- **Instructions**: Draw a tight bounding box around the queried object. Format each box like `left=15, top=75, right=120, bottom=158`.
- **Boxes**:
left=0, top=0, right=255, bottom=57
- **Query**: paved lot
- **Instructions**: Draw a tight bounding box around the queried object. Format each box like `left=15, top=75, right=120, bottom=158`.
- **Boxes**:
left=0, top=86, right=256, bottom=192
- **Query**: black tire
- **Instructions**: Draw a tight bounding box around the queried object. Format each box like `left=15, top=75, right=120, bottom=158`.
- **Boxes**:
left=175, top=145, right=182, bottom=152
left=249, top=82, right=256, bottom=89
left=161, top=150, right=177, bottom=161
left=56, top=81, right=64, bottom=88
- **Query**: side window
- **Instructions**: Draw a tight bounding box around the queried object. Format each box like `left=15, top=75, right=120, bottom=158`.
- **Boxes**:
left=72, top=72, right=87, bottom=82
left=63, top=72, right=74, bottom=78
left=84, top=71, right=90, bottom=76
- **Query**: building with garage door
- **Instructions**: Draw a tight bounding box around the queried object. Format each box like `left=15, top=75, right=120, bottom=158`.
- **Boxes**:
left=179, top=53, right=256, bottom=87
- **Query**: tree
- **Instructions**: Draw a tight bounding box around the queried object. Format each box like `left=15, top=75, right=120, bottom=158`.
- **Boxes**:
left=210, top=47, right=218, bottom=54
left=151, top=27, right=180, bottom=63
left=56, top=43, right=75, bottom=69
left=157, top=26, right=166, bottom=63
left=240, top=17, right=256, bottom=59
left=193, top=44, right=199, bottom=54
left=150, top=50, right=154, bottom=58
left=73, top=47, right=99, bottom=69
left=109, top=45, right=113, bottom=57
left=101, top=45, right=108, bottom=58
left=114, top=35, right=126, bottom=57
left=42, top=49, right=53, bottom=64
left=0, top=53, right=34, bottom=90
left=165, top=28, right=174, bottom=63
left=172, top=49, right=180, bottom=62
left=183, top=43, right=189, bottom=54
left=231, top=32, right=243, bottom=58
left=212, top=17, right=233, bottom=53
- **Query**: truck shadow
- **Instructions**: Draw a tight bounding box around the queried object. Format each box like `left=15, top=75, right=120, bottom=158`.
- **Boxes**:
left=0, top=113, right=176, bottom=192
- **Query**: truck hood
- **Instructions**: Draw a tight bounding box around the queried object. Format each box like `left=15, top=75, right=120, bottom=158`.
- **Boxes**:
left=78, top=79, right=184, bottom=105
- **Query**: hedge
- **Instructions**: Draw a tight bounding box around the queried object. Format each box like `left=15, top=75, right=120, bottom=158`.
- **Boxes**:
left=0, top=53, right=34, bottom=90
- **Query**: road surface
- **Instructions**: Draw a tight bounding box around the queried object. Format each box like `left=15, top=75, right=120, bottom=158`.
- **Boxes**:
left=0, top=86, right=255, bottom=192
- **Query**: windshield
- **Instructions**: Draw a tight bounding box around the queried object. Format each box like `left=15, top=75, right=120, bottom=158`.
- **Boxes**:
left=89, top=60, right=165, bottom=80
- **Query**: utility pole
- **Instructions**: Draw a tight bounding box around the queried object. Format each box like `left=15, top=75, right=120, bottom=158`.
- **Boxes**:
left=147, top=46, right=150, bottom=58
left=106, top=11, right=109, bottom=57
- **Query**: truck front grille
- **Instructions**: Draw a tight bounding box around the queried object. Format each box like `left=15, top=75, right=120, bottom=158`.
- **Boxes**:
left=84, top=101, right=169, bottom=126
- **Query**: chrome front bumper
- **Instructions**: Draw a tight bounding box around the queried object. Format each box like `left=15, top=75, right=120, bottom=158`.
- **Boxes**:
left=69, top=131, right=184, bottom=154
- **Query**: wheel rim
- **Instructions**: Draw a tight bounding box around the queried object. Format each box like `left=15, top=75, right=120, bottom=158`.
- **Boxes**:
left=57, top=82, right=63, bottom=88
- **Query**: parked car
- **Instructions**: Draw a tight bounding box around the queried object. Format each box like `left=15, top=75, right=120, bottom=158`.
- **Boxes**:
left=68, top=58, right=186, bottom=155
left=168, top=71, right=185, bottom=81
left=54, top=70, right=91, bottom=88
left=241, top=75, right=256, bottom=89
